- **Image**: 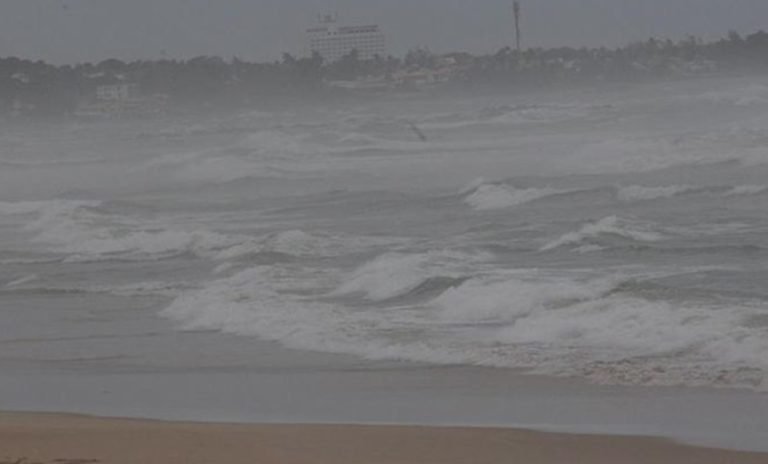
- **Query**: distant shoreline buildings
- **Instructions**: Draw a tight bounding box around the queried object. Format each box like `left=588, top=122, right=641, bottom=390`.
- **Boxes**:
left=75, top=82, right=168, bottom=120
left=3, top=28, right=768, bottom=119
left=306, top=14, right=386, bottom=62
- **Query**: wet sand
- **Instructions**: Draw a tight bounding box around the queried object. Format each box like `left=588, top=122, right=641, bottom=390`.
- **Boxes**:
left=1, top=413, right=766, bottom=464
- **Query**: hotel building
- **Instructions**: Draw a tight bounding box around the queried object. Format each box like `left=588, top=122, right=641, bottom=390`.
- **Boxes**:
left=307, top=16, right=386, bottom=63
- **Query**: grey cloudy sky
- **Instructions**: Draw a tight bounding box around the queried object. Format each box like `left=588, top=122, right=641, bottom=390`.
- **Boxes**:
left=1, top=0, right=767, bottom=64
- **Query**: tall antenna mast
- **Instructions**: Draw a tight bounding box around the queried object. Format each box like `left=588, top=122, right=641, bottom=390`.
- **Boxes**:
left=513, top=1, right=522, bottom=52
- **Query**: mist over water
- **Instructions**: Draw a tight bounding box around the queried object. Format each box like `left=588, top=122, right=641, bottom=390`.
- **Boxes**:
left=2, top=75, right=768, bottom=391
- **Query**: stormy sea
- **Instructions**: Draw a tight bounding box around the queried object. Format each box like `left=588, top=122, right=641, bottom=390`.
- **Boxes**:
left=2, top=76, right=768, bottom=450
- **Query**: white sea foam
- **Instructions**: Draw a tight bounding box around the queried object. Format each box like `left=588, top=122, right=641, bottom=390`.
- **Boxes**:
left=1, top=280, right=190, bottom=297
left=58, top=229, right=236, bottom=262
left=6, top=196, right=396, bottom=263
left=464, top=183, right=561, bottom=210
left=3, top=199, right=238, bottom=261
left=162, top=266, right=374, bottom=356
left=491, top=292, right=768, bottom=389
left=161, top=263, right=768, bottom=390
left=616, top=185, right=693, bottom=202
left=724, top=185, right=768, bottom=197
left=334, top=250, right=488, bottom=301
left=617, top=184, right=768, bottom=202
left=433, top=274, right=617, bottom=322
left=4, top=274, right=39, bottom=288
left=541, top=216, right=664, bottom=251
left=7, top=77, right=768, bottom=393
left=215, top=230, right=404, bottom=261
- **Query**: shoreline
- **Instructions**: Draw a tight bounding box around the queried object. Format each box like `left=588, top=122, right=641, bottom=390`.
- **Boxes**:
left=2, top=412, right=767, bottom=464
left=2, top=333, right=768, bottom=453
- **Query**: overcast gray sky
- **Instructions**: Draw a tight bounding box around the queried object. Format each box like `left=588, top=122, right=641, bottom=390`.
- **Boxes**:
left=1, top=0, right=767, bottom=64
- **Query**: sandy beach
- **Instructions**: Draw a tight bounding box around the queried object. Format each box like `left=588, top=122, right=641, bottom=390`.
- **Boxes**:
left=1, top=413, right=766, bottom=464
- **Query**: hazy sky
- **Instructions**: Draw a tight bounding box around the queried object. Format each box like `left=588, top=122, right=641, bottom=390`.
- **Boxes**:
left=1, top=0, right=767, bottom=64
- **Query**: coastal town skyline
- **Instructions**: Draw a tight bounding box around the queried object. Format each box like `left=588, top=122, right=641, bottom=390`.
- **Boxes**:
left=1, top=0, right=768, bottom=64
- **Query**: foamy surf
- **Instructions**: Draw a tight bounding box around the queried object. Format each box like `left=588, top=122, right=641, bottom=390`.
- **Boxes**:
left=3, top=75, right=768, bottom=396
left=464, top=183, right=563, bottom=210
left=616, top=185, right=694, bottom=202
left=162, top=258, right=768, bottom=390
left=540, top=216, right=665, bottom=252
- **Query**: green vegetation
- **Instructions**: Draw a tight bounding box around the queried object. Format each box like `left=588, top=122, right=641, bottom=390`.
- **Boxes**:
left=2, top=30, right=768, bottom=118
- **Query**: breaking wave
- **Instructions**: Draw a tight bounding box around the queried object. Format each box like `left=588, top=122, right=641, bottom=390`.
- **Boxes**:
left=541, top=216, right=665, bottom=251
left=1, top=199, right=237, bottom=261
left=162, top=259, right=768, bottom=390
left=1, top=199, right=400, bottom=264
left=464, top=182, right=562, bottom=211
left=616, top=185, right=693, bottom=202
left=215, top=230, right=403, bottom=261
left=461, top=181, right=768, bottom=212
left=333, top=250, right=486, bottom=301
left=724, top=185, right=768, bottom=197
left=616, top=184, right=768, bottom=202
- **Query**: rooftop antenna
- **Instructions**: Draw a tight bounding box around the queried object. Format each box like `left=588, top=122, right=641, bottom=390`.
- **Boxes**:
left=513, top=1, right=522, bottom=52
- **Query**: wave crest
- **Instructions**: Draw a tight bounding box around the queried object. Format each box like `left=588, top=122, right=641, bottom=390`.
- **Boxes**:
left=334, top=251, right=487, bottom=302
left=464, top=182, right=561, bottom=210
left=541, top=216, right=664, bottom=251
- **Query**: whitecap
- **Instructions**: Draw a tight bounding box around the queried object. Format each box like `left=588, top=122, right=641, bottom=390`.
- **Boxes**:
left=541, top=216, right=664, bottom=251
left=616, top=185, right=693, bottom=202
left=464, top=183, right=562, bottom=211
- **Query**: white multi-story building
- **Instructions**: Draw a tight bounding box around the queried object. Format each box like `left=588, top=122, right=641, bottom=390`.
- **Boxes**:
left=307, top=16, right=386, bottom=63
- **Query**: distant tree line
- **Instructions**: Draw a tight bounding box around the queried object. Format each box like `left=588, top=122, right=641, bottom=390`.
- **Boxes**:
left=2, top=30, right=768, bottom=118
left=462, top=30, right=768, bottom=88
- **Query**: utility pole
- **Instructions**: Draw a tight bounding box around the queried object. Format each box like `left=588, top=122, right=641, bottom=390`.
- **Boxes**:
left=513, top=1, right=522, bottom=52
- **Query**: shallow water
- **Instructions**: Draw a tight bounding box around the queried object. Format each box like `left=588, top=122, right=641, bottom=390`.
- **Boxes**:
left=2, top=76, right=768, bottom=392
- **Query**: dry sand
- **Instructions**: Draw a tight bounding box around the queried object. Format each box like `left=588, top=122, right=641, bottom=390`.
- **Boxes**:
left=1, top=413, right=766, bottom=464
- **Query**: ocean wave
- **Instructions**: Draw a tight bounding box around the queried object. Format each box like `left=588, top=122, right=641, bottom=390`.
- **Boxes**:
left=541, top=216, right=664, bottom=251
left=615, top=185, right=694, bottom=202
left=57, top=229, right=237, bottom=263
left=462, top=180, right=768, bottom=212
left=420, top=103, right=603, bottom=130
left=683, top=84, right=768, bottom=107
left=215, top=230, right=402, bottom=261
left=490, top=289, right=767, bottom=388
left=0, top=257, right=63, bottom=265
left=433, top=274, right=618, bottom=323
left=724, top=185, right=768, bottom=197
left=161, top=263, right=768, bottom=390
left=4, top=274, right=39, bottom=288
left=333, top=250, right=487, bottom=302
left=0, top=156, right=109, bottom=168
left=558, top=135, right=762, bottom=175
left=238, top=129, right=307, bottom=156
left=0, top=199, right=101, bottom=216
left=2, top=199, right=238, bottom=261
left=464, top=182, right=562, bottom=211
left=1, top=280, right=190, bottom=298
left=137, top=129, right=335, bottom=183
left=162, top=266, right=369, bottom=355
left=616, top=184, right=768, bottom=202
left=3, top=197, right=397, bottom=263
